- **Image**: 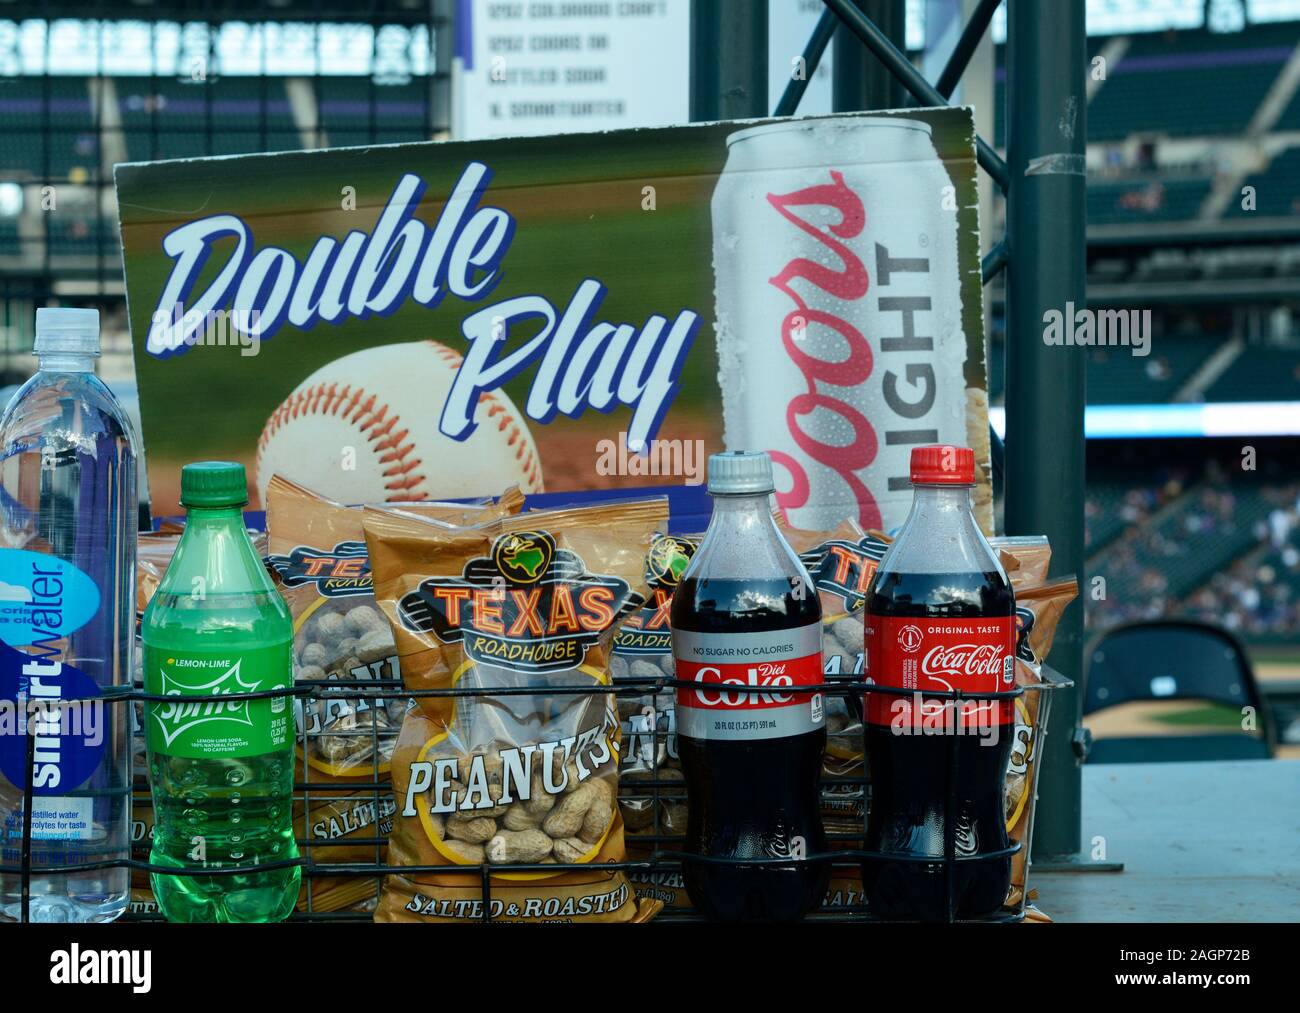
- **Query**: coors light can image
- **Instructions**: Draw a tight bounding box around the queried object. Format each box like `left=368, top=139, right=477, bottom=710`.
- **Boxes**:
left=711, top=116, right=983, bottom=532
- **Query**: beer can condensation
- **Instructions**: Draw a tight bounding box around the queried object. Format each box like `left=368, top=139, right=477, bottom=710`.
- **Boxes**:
left=711, top=116, right=979, bottom=533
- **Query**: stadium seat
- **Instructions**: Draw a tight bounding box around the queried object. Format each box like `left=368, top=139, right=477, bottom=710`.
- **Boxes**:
left=1087, top=177, right=1213, bottom=226
left=1203, top=346, right=1300, bottom=401
left=316, top=77, right=433, bottom=146
left=117, top=77, right=303, bottom=162
left=1083, top=619, right=1274, bottom=762
left=1087, top=23, right=1299, bottom=141
left=1225, top=146, right=1300, bottom=218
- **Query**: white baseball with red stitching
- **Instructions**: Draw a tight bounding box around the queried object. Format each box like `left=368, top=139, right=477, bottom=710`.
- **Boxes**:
left=255, top=340, right=544, bottom=507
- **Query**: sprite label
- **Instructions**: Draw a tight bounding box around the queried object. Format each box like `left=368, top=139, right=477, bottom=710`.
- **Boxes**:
left=144, top=643, right=292, bottom=758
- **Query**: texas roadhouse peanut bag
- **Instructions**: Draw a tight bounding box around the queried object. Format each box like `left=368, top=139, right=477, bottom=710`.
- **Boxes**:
left=263, top=474, right=523, bottom=912
left=611, top=531, right=700, bottom=908
left=364, top=498, right=667, bottom=922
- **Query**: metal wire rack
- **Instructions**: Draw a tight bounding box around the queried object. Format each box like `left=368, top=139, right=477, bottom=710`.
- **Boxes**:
left=4, top=672, right=1057, bottom=924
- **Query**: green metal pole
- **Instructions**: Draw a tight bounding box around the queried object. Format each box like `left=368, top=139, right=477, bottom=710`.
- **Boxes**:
left=1004, top=0, right=1088, bottom=862
left=832, top=0, right=906, bottom=111
left=690, top=0, right=769, bottom=122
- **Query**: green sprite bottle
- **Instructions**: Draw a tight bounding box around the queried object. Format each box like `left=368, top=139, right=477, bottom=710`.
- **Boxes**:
left=142, top=462, right=299, bottom=922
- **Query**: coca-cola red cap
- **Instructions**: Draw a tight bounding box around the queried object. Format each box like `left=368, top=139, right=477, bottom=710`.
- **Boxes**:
left=910, top=445, right=975, bottom=485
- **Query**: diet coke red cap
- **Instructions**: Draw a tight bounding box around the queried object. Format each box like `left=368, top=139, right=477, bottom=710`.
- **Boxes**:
left=910, top=445, right=975, bottom=485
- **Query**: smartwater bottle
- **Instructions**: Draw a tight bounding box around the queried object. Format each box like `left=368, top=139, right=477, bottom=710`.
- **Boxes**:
left=0, top=308, right=137, bottom=922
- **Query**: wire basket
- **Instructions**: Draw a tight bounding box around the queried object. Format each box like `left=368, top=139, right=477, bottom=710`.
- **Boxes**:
left=2, top=671, right=1066, bottom=923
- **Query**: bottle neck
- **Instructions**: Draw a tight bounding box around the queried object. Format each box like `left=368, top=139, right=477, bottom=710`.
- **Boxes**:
left=688, top=488, right=812, bottom=583
left=906, top=483, right=975, bottom=524
left=706, top=490, right=776, bottom=531
left=37, top=353, right=96, bottom=373
left=184, top=504, right=247, bottom=526
left=884, top=481, right=1002, bottom=577
left=161, top=503, right=268, bottom=596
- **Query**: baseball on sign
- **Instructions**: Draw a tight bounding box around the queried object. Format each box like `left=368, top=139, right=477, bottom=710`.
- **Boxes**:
left=255, top=340, right=544, bottom=507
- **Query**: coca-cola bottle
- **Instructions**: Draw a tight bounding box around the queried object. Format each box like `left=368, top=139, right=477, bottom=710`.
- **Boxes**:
left=862, top=445, right=1015, bottom=921
left=670, top=451, right=829, bottom=921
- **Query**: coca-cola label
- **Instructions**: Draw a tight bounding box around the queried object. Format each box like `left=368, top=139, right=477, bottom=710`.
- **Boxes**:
left=673, top=624, right=823, bottom=741
left=864, top=614, right=1015, bottom=727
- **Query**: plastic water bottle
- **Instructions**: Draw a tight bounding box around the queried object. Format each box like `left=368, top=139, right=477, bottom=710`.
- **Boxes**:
left=141, top=461, right=299, bottom=922
left=0, top=308, right=136, bottom=922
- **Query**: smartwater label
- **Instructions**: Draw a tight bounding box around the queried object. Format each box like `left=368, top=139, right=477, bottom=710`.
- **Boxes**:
left=25, top=796, right=94, bottom=841
left=144, top=643, right=292, bottom=758
left=0, top=642, right=107, bottom=797
left=0, top=549, right=100, bottom=646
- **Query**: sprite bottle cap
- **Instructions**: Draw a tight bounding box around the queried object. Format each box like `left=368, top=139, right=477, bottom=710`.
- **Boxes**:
left=180, top=461, right=249, bottom=508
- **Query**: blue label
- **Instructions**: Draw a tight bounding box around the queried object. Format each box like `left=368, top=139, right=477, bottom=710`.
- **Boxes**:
left=0, top=549, right=100, bottom=646
left=0, top=639, right=107, bottom=795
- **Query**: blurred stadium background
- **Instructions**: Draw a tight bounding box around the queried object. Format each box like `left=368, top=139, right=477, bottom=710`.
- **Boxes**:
left=0, top=0, right=1297, bottom=748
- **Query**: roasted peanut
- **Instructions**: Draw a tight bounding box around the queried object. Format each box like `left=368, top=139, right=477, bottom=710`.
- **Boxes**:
left=628, top=660, right=661, bottom=681
left=443, top=839, right=485, bottom=864
left=542, top=783, right=596, bottom=838
left=522, top=769, right=559, bottom=816
left=832, top=617, right=864, bottom=654
left=487, top=829, right=552, bottom=865
left=300, top=642, right=329, bottom=668
left=345, top=604, right=385, bottom=637
left=551, top=837, right=590, bottom=863
left=314, top=611, right=346, bottom=645
left=578, top=795, right=611, bottom=844
left=502, top=805, right=543, bottom=831
left=357, top=628, right=395, bottom=663
left=446, top=814, right=497, bottom=844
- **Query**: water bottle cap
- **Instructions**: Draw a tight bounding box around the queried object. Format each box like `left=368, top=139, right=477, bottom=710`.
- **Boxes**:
left=181, top=461, right=249, bottom=508
left=910, top=444, right=975, bottom=485
left=34, top=307, right=100, bottom=356
left=707, top=450, right=775, bottom=495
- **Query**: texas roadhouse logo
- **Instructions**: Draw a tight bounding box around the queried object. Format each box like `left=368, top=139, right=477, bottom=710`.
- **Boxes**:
left=801, top=534, right=888, bottom=614
left=397, top=530, right=642, bottom=673
left=615, top=534, right=698, bottom=656
left=265, top=540, right=371, bottom=597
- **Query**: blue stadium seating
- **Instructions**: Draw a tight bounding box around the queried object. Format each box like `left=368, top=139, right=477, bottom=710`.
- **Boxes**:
left=1224, top=146, right=1300, bottom=218
left=1203, top=346, right=1300, bottom=401
left=1087, top=24, right=1299, bottom=141
left=1088, top=177, right=1213, bottom=225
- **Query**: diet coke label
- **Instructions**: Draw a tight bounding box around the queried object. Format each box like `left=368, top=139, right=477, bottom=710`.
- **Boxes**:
left=864, top=615, right=1015, bottom=727
left=674, top=624, right=823, bottom=741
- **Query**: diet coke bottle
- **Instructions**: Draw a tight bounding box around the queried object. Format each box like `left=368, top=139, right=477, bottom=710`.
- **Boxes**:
left=863, top=445, right=1015, bottom=921
left=671, top=451, right=829, bottom=921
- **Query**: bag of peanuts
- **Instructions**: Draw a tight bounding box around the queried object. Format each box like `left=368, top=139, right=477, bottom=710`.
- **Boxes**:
left=609, top=531, right=700, bottom=908
left=364, top=498, right=668, bottom=923
left=263, top=475, right=524, bottom=913
left=131, top=531, right=186, bottom=911
left=781, top=520, right=887, bottom=835
left=1005, top=576, right=1078, bottom=916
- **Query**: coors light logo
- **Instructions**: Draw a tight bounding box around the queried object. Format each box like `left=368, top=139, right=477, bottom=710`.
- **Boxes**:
left=713, top=118, right=970, bottom=532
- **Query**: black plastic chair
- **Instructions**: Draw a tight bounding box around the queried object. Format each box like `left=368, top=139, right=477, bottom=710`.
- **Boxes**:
left=1083, top=620, right=1274, bottom=763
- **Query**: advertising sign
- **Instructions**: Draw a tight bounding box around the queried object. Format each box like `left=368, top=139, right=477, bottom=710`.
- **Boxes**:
left=115, top=107, right=991, bottom=531
left=454, top=0, right=691, bottom=138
